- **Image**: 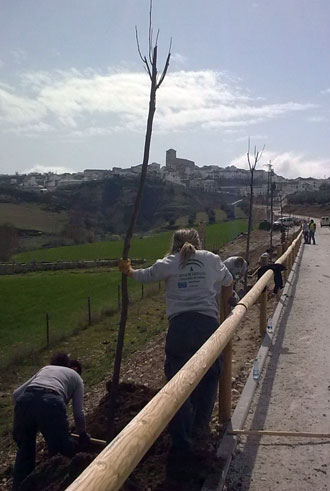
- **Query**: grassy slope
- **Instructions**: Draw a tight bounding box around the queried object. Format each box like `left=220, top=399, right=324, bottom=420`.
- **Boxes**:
left=13, top=231, right=173, bottom=263
left=0, top=269, right=153, bottom=368
left=0, top=292, right=168, bottom=442
left=2, top=220, right=246, bottom=365
left=13, top=220, right=247, bottom=263
left=0, top=202, right=67, bottom=233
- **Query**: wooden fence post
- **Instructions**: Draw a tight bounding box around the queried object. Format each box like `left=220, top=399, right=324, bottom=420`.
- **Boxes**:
left=141, top=284, right=144, bottom=299
left=277, top=245, right=282, bottom=259
left=117, top=285, right=121, bottom=310
left=88, top=297, right=91, bottom=326
left=259, top=289, right=267, bottom=336
left=46, top=312, right=50, bottom=348
left=258, top=253, right=268, bottom=336
left=219, top=283, right=233, bottom=424
left=283, top=256, right=289, bottom=282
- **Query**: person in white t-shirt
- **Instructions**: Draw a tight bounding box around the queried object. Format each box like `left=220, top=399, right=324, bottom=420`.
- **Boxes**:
left=120, top=229, right=233, bottom=458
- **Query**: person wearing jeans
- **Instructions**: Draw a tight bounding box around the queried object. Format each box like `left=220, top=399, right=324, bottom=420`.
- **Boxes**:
left=119, top=228, right=232, bottom=458
left=164, top=312, right=223, bottom=452
left=12, top=354, right=90, bottom=490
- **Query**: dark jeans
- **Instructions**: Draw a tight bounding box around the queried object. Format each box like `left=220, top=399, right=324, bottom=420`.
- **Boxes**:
left=12, top=390, right=76, bottom=490
left=304, top=231, right=309, bottom=243
left=164, top=312, right=222, bottom=452
left=309, top=231, right=316, bottom=244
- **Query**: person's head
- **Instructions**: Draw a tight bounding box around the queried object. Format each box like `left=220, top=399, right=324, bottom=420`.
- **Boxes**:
left=234, top=257, right=246, bottom=268
left=169, top=228, right=201, bottom=267
left=50, top=352, right=70, bottom=367
left=69, top=359, right=82, bottom=375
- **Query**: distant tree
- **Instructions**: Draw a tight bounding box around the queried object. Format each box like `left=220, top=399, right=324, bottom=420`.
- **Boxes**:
left=207, top=208, right=216, bottom=224
left=244, top=138, right=265, bottom=290
left=65, top=208, right=87, bottom=244
left=188, top=212, right=196, bottom=227
left=0, top=223, right=19, bottom=261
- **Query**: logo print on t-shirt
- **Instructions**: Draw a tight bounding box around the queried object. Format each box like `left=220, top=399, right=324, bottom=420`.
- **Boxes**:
left=186, top=259, right=204, bottom=269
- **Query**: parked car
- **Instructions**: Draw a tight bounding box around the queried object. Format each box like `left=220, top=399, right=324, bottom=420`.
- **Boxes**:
left=273, top=216, right=294, bottom=230
left=320, top=216, right=330, bottom=227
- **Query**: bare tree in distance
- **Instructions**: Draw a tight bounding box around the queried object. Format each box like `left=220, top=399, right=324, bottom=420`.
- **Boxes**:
left=244, top=138, right=265, bottom=291
left=107, top=0, right=171, bottom=440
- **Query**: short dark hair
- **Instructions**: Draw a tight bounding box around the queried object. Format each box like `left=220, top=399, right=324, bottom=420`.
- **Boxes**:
left=69, top=359, right=82, bottom=375
left=50, top=352, right=70, bottom=367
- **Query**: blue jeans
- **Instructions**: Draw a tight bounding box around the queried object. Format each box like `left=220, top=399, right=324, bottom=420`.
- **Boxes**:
left=12, top=390, right=76, bottom=489
left=164, top=312, right=222, bottom=452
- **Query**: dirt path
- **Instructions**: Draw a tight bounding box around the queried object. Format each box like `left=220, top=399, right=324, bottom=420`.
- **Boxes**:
left=225, top=223, right=330, bottom=490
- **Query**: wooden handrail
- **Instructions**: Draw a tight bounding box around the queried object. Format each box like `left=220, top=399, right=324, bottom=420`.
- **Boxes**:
left=66, top=231, right=302, bottom=491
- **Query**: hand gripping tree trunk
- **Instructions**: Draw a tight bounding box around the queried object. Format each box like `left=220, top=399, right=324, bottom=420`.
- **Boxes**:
left=107, top=4, right=171, bottom=440
left=244, top=138, right=265, bottom=291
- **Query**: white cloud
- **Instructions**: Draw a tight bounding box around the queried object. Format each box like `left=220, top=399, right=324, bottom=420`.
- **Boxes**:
left=171, top=52, right=188, bottom=66
left=232, top=150, right=330, bottom=179
left=307, top=115, right=328, bottom=123
left=0, top=68, right=315, bottom=137
left=0, top=86, right=46, bottom=124
left=23, top=164, right=75, bottom=174
left=232, top=134, right=268, bottom=143
left=11, top=48, right=27, bottom=65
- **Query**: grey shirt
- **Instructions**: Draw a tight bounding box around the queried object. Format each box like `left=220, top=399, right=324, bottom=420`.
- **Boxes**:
left=133, top=250, right=233, bottom=320
left=224, top=256, right=248, bottom=280
left=13, top=365, right=86, bottom=434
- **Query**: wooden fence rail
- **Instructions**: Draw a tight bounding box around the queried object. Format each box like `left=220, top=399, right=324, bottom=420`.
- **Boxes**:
left=66, top=229, right=302, bottom=491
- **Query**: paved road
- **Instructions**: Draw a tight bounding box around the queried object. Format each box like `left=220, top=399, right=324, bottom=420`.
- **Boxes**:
left=225, top=222, right=330, bottom=491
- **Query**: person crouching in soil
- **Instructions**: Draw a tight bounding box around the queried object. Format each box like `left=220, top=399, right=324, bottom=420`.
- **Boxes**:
left=119, top=228, right=233, bottom=461
left=12, top=353, right=90, bottom=490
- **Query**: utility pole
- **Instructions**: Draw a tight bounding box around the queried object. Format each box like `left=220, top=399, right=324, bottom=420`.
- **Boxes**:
left=264, top=163, right=271, bottom=221
left=264, top=161, right=275, bottom=249
left=270, top=164, right=275, bottom=250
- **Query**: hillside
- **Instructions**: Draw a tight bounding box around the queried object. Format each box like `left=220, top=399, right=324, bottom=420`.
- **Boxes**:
left=0, top=177, right=241, bottom=254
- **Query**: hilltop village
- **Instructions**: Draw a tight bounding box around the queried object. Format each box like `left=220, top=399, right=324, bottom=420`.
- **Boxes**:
left=0, top=148, right=327, bottom=198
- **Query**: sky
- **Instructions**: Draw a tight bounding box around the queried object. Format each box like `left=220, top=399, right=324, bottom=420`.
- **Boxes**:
left=0, top=0, right=330, bottom=179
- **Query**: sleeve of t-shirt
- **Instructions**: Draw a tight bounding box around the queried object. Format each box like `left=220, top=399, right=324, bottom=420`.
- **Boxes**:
left=132, top=257, right=172, bottom=283
left=71, top=378, right=86, bottom=435
left=216, top=256, right=233, bottom=286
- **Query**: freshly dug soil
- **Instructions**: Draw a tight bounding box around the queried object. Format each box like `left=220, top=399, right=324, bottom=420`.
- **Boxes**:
left=17, top=381, right=224, bottom=491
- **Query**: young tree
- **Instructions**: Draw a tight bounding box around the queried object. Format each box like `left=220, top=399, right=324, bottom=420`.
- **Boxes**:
left=244, top=139, right=265, bottom=290
left=107, top=1, right=171, bottom=438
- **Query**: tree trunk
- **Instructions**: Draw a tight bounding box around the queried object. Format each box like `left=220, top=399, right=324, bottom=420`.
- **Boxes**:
left=107, top=49, right=158, bottom=440
left=244, top=170, right=254, bottom=290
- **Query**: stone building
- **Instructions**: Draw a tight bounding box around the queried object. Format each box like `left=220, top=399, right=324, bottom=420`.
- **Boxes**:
left=165, top=148, right=196, bottom=177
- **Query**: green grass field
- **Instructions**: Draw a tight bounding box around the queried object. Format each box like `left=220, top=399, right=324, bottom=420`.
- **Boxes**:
left=14, top=219, right=247, bottom=263
left=0, top=269, right=154, bottom=368
left=3, top=219, right=247, bottom=368
left=205, top=219, right=248, bottom=248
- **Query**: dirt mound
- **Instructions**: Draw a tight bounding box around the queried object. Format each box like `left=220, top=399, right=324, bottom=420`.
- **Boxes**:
left=20, top=453, right=95, bottom=491
left=17, top=381, right=221, bottom=491
left=86, top=381, right=158, bottom=440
